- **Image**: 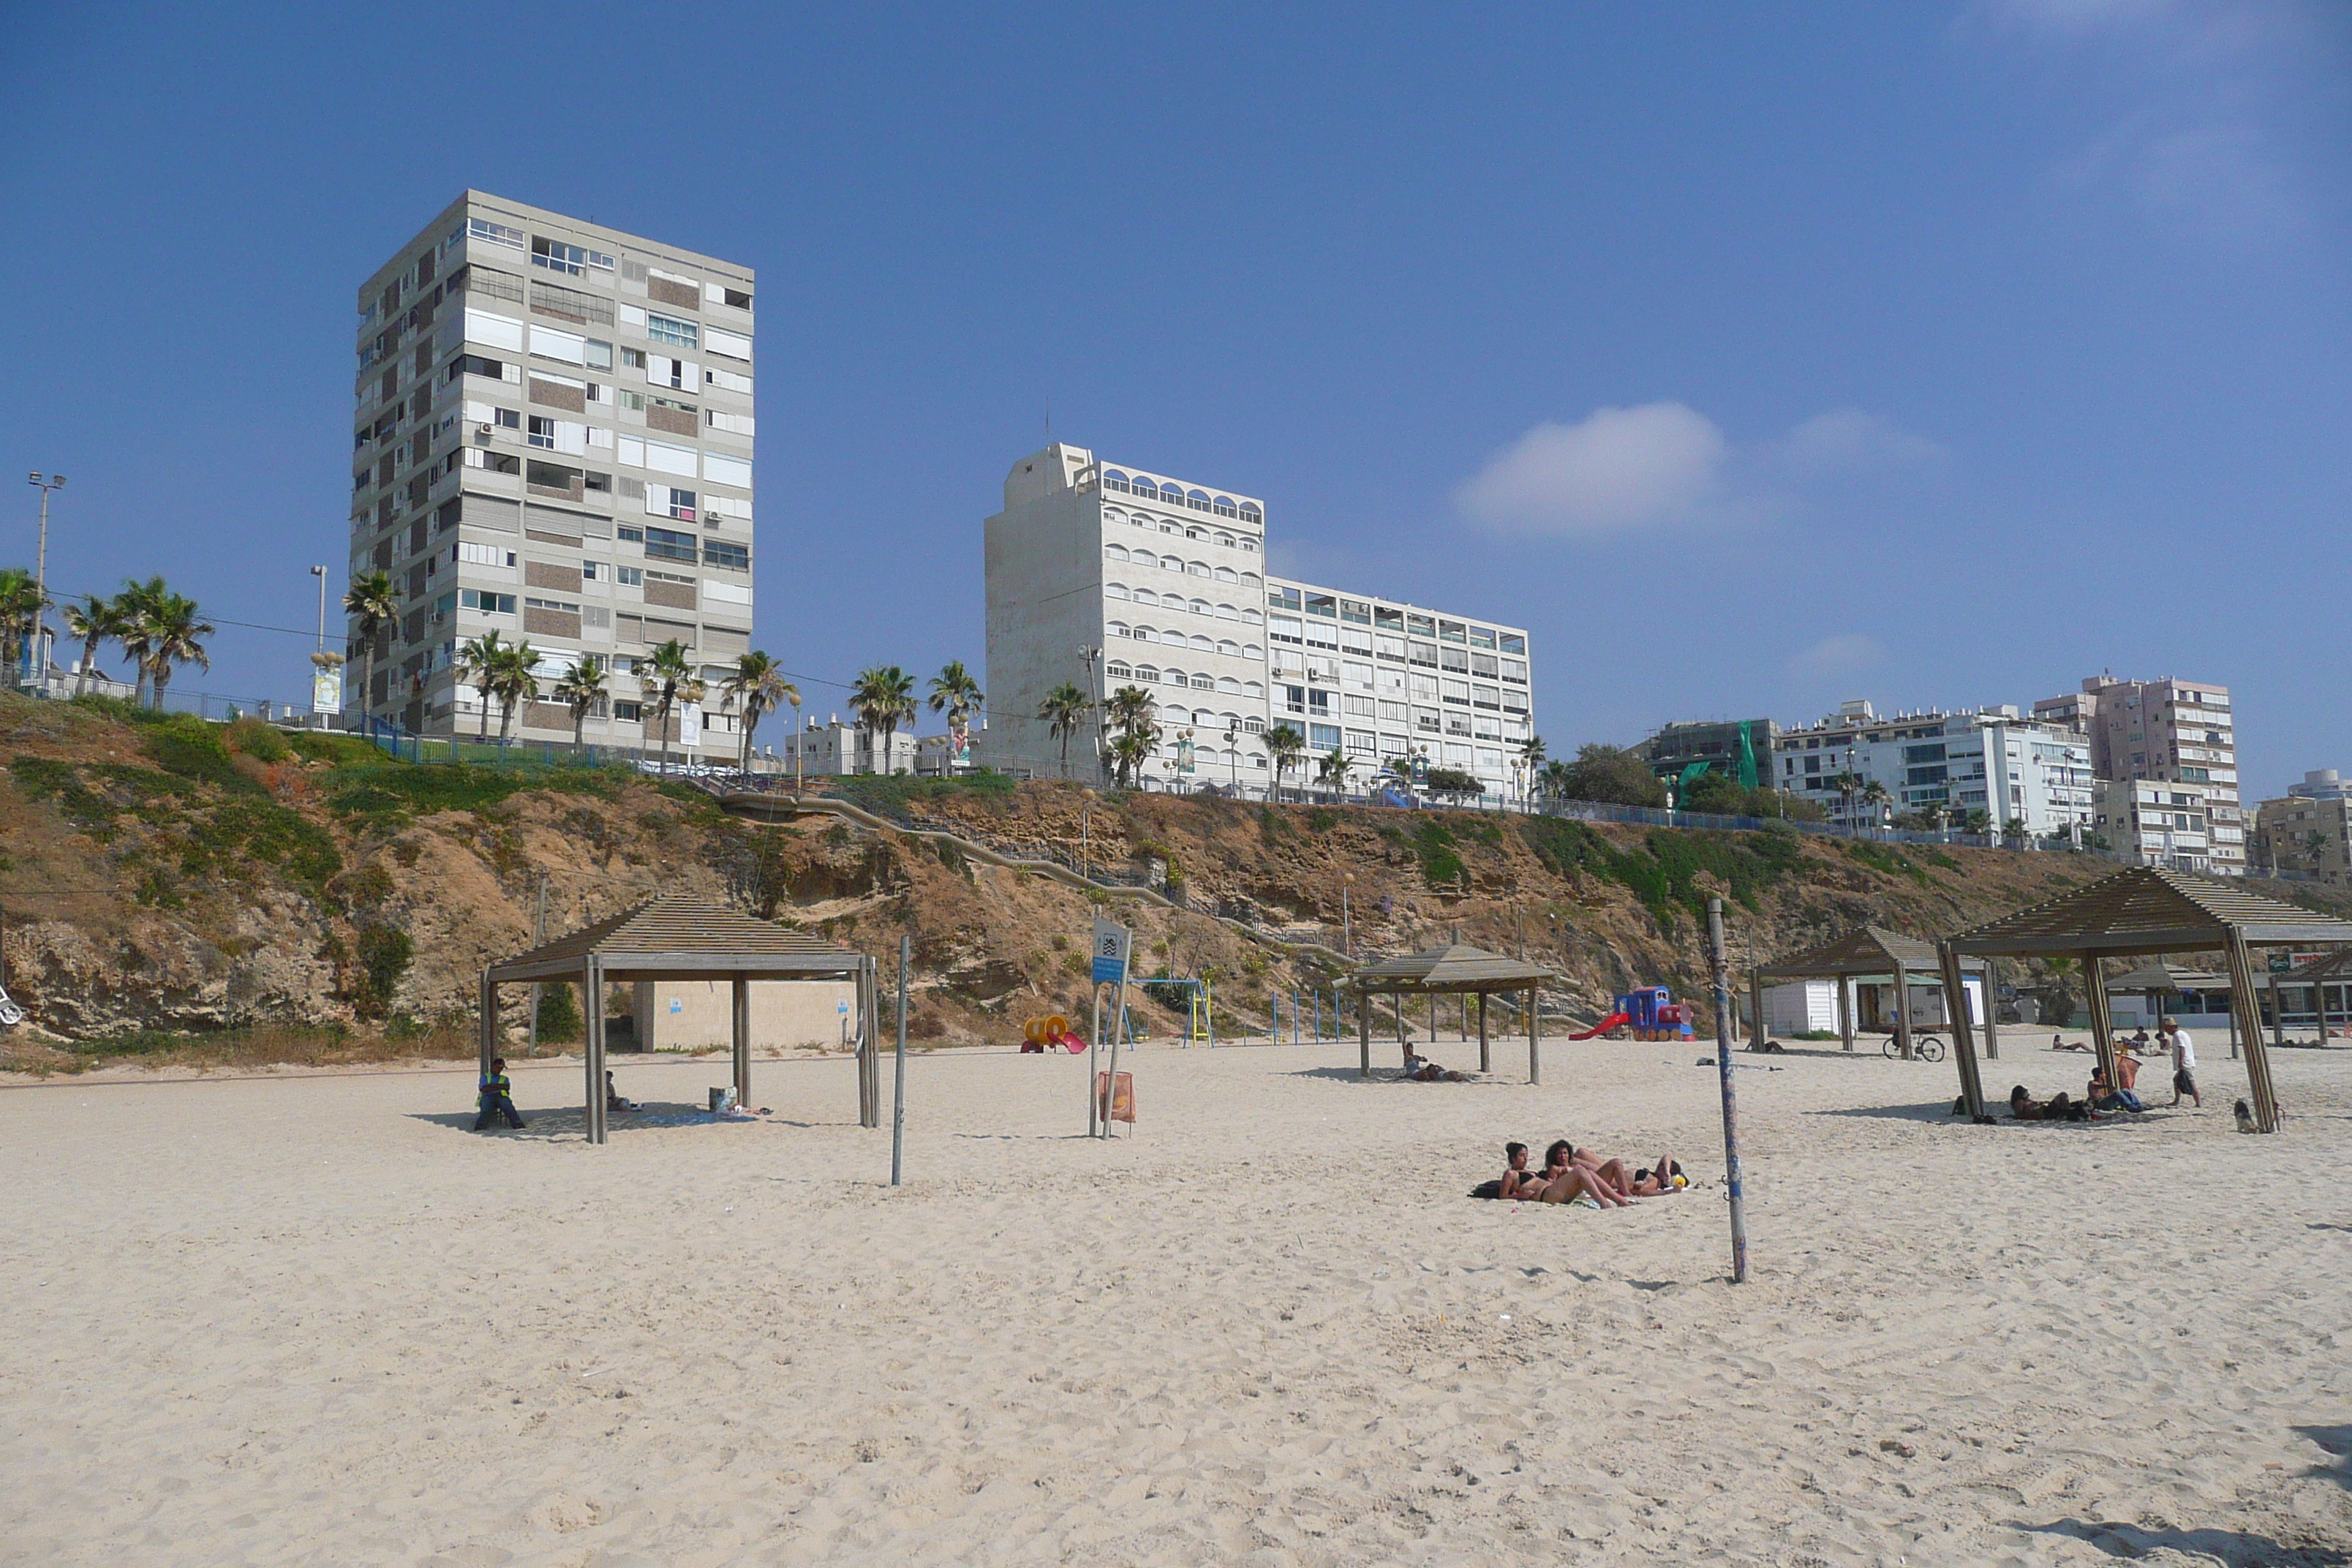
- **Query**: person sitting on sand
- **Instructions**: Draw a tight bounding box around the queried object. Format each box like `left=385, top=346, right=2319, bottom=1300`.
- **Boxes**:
left=475, top=1058, right=526, bottom=1131
left=1403, top=1047, right=1468, bottom=1082
left=1540, top=1139, right=1651, bottom=1205
left=2051, top=1033, right=2090, bottom=1052
left=604, top=1070, right=640, bottom=1114
left=1499, top=1142, right=1545, bottom=1199
left=1531, top=1141, right=1629, bottom=1209
left=2088, top=1063, right=2144, bottom=1115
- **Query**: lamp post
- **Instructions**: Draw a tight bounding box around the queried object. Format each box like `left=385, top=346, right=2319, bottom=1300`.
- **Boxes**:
left=1079, top=788, right=1095, bottom=881
left=1341, top=872, right=1354, bottom=959
left=25, top=474, right=64, bottom=693
left=1225, top=717, right=1239, bottom=791
left=1078, top=644, right=1104, bottom=786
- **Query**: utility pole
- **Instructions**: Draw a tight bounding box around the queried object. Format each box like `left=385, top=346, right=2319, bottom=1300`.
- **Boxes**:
left=25, top=474, right=64, bottom=693
left=1706, top=897, right=1752, bottom=1284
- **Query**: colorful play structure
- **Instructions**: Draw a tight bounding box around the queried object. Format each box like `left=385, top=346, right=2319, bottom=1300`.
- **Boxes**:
left=1019, top=1014, right=1090, bottom=1054
left=1570, top=985, right=1697, bottom=1041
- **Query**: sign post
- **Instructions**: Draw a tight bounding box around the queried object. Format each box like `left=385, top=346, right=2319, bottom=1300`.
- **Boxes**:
left=1705, top=897, right=1751, bottom=1284
left=1092, top=916, right=1132, bottom=1139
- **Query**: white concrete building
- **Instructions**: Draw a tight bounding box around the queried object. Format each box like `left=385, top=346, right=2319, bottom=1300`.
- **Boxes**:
left=981, top=443, right=1535, bottom=795
left=778, top=719, right=916, bottom=777
left=2033, top=675, right=2243, bottom=872
left=2095, top=777, right=2231, bottom=872
left=1773, top=700, right=2094, bottom=835
left=350, top=192, right=755, bottom=759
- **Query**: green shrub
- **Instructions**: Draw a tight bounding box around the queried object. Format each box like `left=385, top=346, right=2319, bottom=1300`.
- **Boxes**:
left=535, top=982, right=582, bottom=1044
left=145, top=718, right=260, bottom=795
left=353, top=924, right=415, bottom=1018
left=222, top=717, right=290, bottom=762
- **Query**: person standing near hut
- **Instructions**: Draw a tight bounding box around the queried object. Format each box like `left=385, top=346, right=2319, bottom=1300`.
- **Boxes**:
left=2160, top=1017, right=2201, bottom=1109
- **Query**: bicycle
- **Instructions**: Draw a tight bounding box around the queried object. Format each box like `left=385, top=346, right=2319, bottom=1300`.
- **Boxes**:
left=1881, top=1033, right=1947, bottom=1063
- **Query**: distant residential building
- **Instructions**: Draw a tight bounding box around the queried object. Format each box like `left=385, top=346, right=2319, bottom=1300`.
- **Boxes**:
left=2253, top=788, right=2352, bottom=886
left=1772, top=699, right=2093, bottom=835
left=2095, top=777, right=2229, bottom=872
left=2033, top=676, right=2242, bottom=872
left=1643, top=719, right=1781, bottom=787
left=779, top=719, right=915, bottom=777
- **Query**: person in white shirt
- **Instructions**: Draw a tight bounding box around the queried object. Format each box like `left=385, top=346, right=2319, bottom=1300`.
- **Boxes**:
left=2160, top=1016, right=2200, bottom=1108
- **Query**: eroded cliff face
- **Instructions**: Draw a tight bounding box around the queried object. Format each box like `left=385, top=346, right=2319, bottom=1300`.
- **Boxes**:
left=1, top=694, right=2127, bottom=1049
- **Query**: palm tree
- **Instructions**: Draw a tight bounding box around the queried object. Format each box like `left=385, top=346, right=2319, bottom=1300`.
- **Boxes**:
left=1315, top=747, right=1352, bottom=796
left=112, top=577, right=167, bottom=706
left=720, top=651, right=796, bottom=774
left=1264, top=723, right=1305, bottom=800
left=641, top=638, right=703, bottom=774
left=553, top=654, right=608, bottom=747
left=927, top=660, right=984, bottom=769
left=1858, top=779, right=1891, bottom=828
left=1517, top=734, right=1547, bottom=807
left=490, top=639, right=540, bottom=742
left=60, top=593, right=125, bottom=697
left=140, top=591, right=214, bottom=710
left=1537, top=757, right=1573, bottom=804
left=1103, top=685, right=1158, bottom=788
left=0, top=568, right=46, bottom=693
left=1832, top=769, right=1862, bottom=826
left=342, top=571, right=399, bottom=722
left=454, top=630, right=510, bottom=742
left=1038, top=682, right=1092, bottom=780
left=848, top=664, right=917, bottom=776
left=1107, top=728, right=1156, bottom=789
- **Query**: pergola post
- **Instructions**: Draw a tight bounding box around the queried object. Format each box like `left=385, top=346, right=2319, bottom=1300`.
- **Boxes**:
left=1940, top=941, right=1986, bottom=1120
left=1477, top=991, right=1490, bottom=1074
left=2225, top=934, right=2280, bottom=1133
left=1891, top=961, right=1915, bottom=1060
left=1748, top=965, right=1765, bottom=1051
left=731, top=973, right=751, bottom=1110
left=1357, top=989, right=1371, bottom=1080
left=1527, top=986, right=1540, bottom=1085
left=2082, top=951, right=2117, bottom=1088
left=2269, top=970, right=2283, bottom=1052
left=584, top=955, right=606, bottom=1146
left=478, top=972, right=497, bottom=1085
left=1980, top=967, right=2000, bottom=1062
left=1837, top=976, right=1854, bottom=1052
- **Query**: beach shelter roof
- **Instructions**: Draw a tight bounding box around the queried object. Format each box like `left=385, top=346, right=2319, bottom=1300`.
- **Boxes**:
left=2103, top=961, right=2229, bottom=993
left=1944, top=866, right=2352, bottom=958
left=1343, top=942, right=1556, bottom=995
left=2287, top=948, right=2352, bottom=982
left=478, top=894, right=875, bottom=1145
left=1754, top=926, right=1985, bottom=982
left=1342, top=943, right=1556, bottom=1085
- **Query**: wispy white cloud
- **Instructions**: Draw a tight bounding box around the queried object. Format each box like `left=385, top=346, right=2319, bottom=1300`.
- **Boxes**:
left=1454, top=402, right=1728, bottom=537
left=1457, top=403, right=1942, bottom=539
left=1789, top=634, right=1884, bottom=679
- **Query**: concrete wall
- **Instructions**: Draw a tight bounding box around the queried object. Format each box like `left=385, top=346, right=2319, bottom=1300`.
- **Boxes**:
left=632, top=979, right=862, bottom=1052
left=983, top=483, right=1107, bottom=773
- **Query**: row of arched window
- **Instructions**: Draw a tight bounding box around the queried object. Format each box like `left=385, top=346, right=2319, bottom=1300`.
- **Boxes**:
left=1099, top=470, right=1263, bottom=524
left=1101, top=508, right=1259, bottom=553
left=1102, top=542, right=1261, bottom=585
left=1103, top=657, right=1266, bottom=698
left=1102, top=585, right=1263, bottom=626
left=1106, top=623, right=1262, bottom=659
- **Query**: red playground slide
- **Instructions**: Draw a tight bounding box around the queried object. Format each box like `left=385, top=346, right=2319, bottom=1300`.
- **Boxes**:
left=1569, top=1011, right=1631, bottom=1041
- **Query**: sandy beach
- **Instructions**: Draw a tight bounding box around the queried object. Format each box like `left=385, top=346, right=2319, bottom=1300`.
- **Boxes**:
left=2, top=1033, right=2348, bottom=1566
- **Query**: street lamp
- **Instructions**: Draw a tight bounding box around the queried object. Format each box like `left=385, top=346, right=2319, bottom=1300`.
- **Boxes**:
left=1078, top=644, right=1104, bottom=785
left=1225, top=717, right=1239, bottom=791
left=25, top=474, right=64, bottom=693
left=1079, top=787, right=1096, bottom=880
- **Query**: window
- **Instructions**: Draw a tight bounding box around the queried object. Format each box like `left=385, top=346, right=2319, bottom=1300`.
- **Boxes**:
left=617, top=566, right=644, bottom=587
left=531, top=235, right=614, bottom=276
left=584, top=339, right=613, bottom=369
left=527, top=415, right=556, bottom=449
left=449, top=354, right=505, bottom=382
left=649, top=483, right=697, bottom=521
left=704, top=325, right=751, bottom=361
left=1269, top=585, right=1301, bottom=611
left=1270, top=615, right=1303, bottom=646
left=1469, top=626, right=1496, bottom=650
left=1439, top=619, right=1466, bottom=644
left=1500, top=633, right=1526, bottom=655
left=612, top=700, right=643, bottom=722
left=644, top=526, right=698, bottom=563
left=456, top=542, right=516, bottom=568
left=723, top=287, right=752, bottom=311
left=459, top=589, right=516, bottom=614
left=491, top=407, right=521, bottom=431
left=617, top=525, right=644, bottom=543
left=581, top=561, right=600, bottom=581
left=1340, top=598, right=1371, bottom=625
left=469, top=217, right=526, bottom=250
left=647, top=313, right=698, bottom=349
left=704, top=540, right=748, bottom=571
left=1309, top=723, right=1340, bottom=748
left=705, top=365, right=753, bottom=396
left=1305, top=592, right=1338, bottom=619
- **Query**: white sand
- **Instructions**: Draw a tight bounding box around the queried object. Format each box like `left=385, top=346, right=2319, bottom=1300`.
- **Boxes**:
left=3, top=1035, right=2350, bottom=1566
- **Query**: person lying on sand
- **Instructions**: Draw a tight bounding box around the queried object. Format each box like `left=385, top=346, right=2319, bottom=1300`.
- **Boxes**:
left=1499, top=1142, right=1544, bottom=1199
left=2011, top=1087, right=2090, bottom=1122
left=1538, top=1140, right=1661, bottom=1206
left=1529, top=1146, right=1628, bottom=1208
left=2051, top=1034, right=2092, bottom=1052
left=1403, top=1047, right=1469, bottom=1082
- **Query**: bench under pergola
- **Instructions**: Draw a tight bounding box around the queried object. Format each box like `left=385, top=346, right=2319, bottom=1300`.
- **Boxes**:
left=1936, top=866, right=2352, bottom=1131
left=1344, top=943, right=1558, bottom=1082
left=479, top=894, right=878, bottom=1145
left=1749, top=926, right=1991, bottom=1060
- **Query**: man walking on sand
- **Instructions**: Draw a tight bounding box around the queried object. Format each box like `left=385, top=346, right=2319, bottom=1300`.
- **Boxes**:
left=2160, top=1017, right=2200, bottom=1109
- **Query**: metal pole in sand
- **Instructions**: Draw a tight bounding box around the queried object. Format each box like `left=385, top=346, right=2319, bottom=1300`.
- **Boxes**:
left=1706, top=897, right=1751, bottom=1284
left=892, top=933, right=909, bottom=1186
left=1102, top=962, right=1131, bottom=1139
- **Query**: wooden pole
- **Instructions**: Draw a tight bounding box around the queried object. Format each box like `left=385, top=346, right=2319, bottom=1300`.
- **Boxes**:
left=1980, top=965, right=2002, bottom=1063
left=1357, top=988, right=1371, bottom=1079
left=1527, top=985, right=1541, bottom=1086
left=2269, top=970, right=2283, bottom=1052
left=1940, top=941, right=1986, bottom=1121
left=1477, top=990, right=1490, bottom=1074
left=2083, top=951, right=2117, bottom=1090
left=731, top=973, right=750, bottom=1110
left=1705, top=899, right=1750, bottom=1283
left=527, top=875, right=546, bottom=1056
left=584, top=956, right=606, bottom=1146
left=2227, top=934, right=2280, bottom=1133
left=1891, top=961, right=1915, bottom=1061
left=478, top=972, right=497, bottom=1086
left=1748, top=965, right=1765, bottom=1052
left=1837, top=975, right=1854, bottom=1052
left=892, top=934, right=909, bottom=1184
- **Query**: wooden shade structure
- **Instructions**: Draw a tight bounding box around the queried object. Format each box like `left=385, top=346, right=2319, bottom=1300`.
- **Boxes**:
left=2273, top=948, right=2352, bottom=1048
left=480, top=894, right=878, bottom=1144
left=1939, top=867, right=2352, bottom=1131
left=1343, top=943, right=1557, bottom=1083
left=1749, top=926, right=1990, bottom=1060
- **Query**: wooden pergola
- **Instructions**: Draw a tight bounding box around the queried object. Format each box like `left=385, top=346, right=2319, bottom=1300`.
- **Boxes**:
left=480, top=894, right=878, bottom=1145
left=2270, top=948, right=2352, bottom=1047
left=1749, top=926, right=1991, bottom=1060
left=1344, top=943, right=1558, bottom=1083
left=1938, top=866, right=2352, bottom=1131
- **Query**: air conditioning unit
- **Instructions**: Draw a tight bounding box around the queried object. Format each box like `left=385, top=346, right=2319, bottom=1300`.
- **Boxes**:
left=476, top=423, right=494, bottom=440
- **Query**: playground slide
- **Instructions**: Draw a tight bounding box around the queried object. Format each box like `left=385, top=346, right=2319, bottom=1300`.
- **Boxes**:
left=1569, top=1011, right=1631, bottom=1041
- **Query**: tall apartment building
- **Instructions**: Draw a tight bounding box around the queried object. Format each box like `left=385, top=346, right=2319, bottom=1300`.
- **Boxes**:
left=982, top=444, right=1536, bottom=795
left=2032, top=676, right=2243, bottom=872
left=2252, top=770, right=2352, bottom=886
left=349, top=192, right=755, bottom=758
left=1771, top=699, right=2094, bottom=835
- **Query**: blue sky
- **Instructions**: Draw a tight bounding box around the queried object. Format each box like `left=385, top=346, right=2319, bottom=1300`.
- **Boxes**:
left=1, top=1, right=2345, bottom=796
